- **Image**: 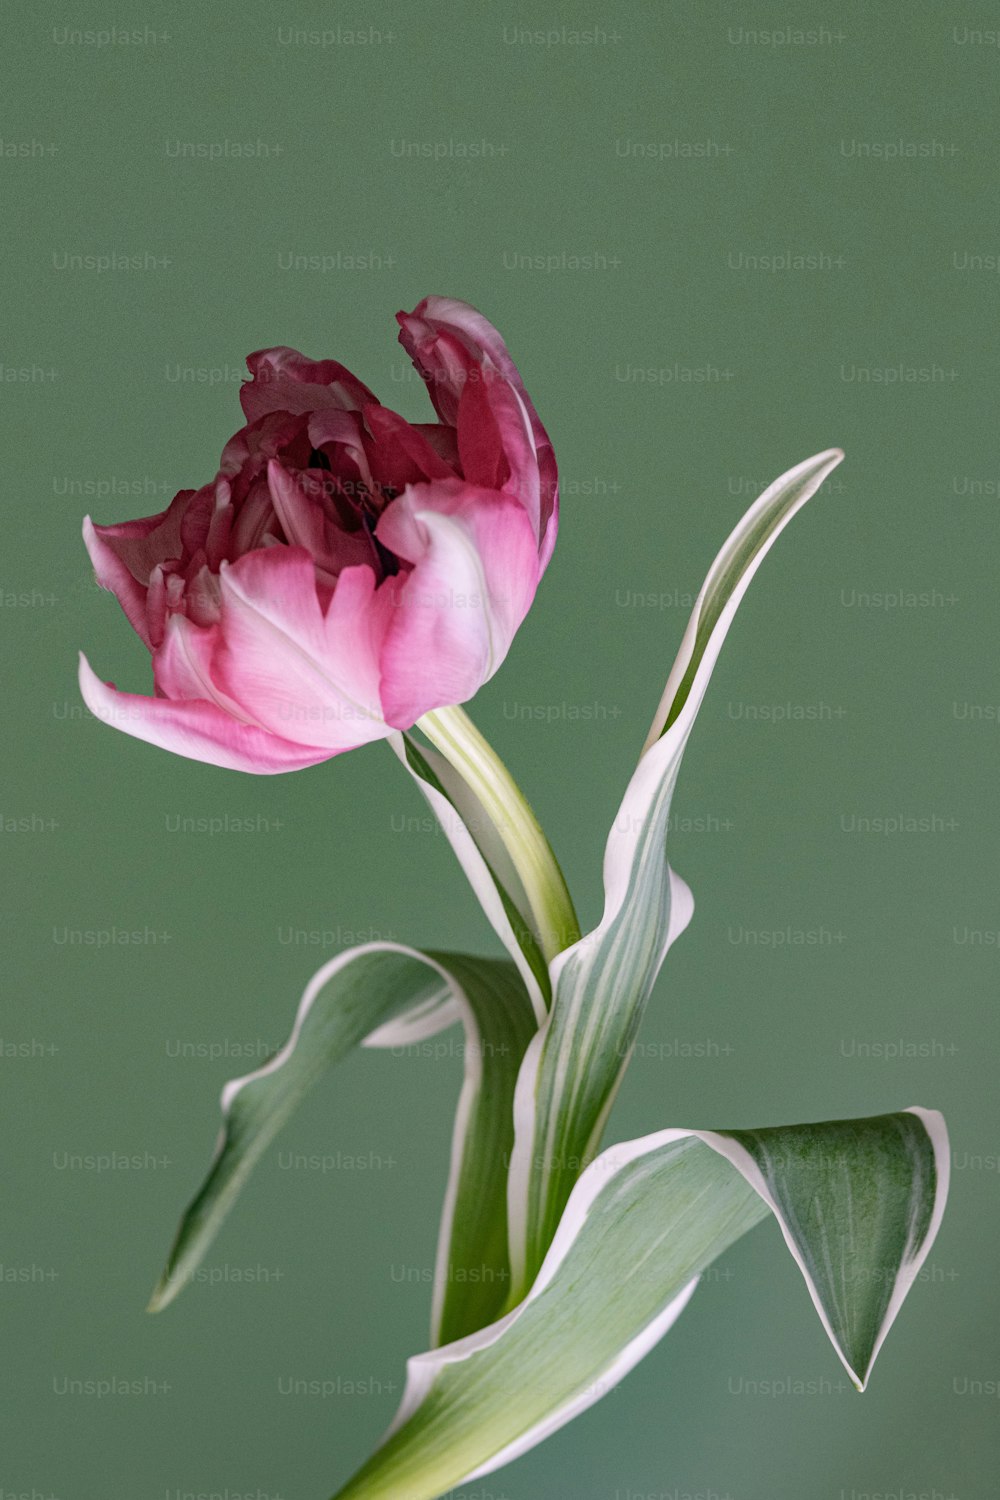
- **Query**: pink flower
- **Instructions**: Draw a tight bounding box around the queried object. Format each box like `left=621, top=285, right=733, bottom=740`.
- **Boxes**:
left=79, top=298, right=558, bottom=773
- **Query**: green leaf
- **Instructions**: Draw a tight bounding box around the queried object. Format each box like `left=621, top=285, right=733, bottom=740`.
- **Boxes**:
left=330, top=1108, right=948, bottom=1500
left=416, top=954, right=538, bottom=1344
left=721, top=1111, right=949, bottom=1387
left=148, top=943, right=537, bottom=1344
left=507, top=449, right=845, bottom=1292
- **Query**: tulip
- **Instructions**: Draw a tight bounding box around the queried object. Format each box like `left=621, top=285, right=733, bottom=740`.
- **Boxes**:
left=79, top=297, right=578, bottom=961
left=79, top=297, right=558, bottom=774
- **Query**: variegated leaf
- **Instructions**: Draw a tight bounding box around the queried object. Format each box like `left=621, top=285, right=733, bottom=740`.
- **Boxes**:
left=507, top=449, right=845, bottom=1293
left=331, top=1108, right=948, bottom=1500
left=149, top=943, right=537, bottom=1345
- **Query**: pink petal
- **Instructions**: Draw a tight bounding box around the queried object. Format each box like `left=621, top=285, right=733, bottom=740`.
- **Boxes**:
left=204, top=480, right=234, bottom=569
left=456, top=367, right=541, bottom=545
left=145, top=564, right=169, bottom=648
left=213, top=547, right=390, bottom=750
left=83, top=484, right=206, bottom=649
left=413, top=423, right=461, bottom=469
left=229, top=475, right=279, bottom=557
left=406, top=296, right=534, bottom=387
left=183, top=562, right=222, bottom=628
left=363, top=403, right=457, bottom=491
left=266, top=461, right=376, bottom=580
left=375, top=481, right=540, bottom=728
left=267, top=460, right=333, bottom=557
left=306, top=405, right=370, bottom=457
left=219, top=410, right=310, bottom=500
left=240, top=347, right=379, bottom=422
left=83, top=515, right=154, bottom=649
left=454, top=368, right=508, bottom=490
left=78, top=654, right=331, bottom=774
left=398, top=298, right=558, bottom=566
left=305, top=408, right=376, bottom=502
left=397, top=324, right=476, bottom=426
left=90, top=487, right=197, bottom=585
left=153, top=615, right=249, bottom=719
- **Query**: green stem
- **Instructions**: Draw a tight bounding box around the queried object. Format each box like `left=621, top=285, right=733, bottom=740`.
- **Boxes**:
left=418, top=705, right=581, bottom=964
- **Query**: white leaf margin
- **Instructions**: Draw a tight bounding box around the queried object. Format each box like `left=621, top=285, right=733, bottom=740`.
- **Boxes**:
left=380, top=1105, right=949, bottom=1485
left=151, top=942, right=515, bottom=1319
left=554, top=447, right=846, bottom=1001
left=388, top=731, right=548, bottom=1023
left=506, top=448, right=845, bottom=1282
left=218, top=941, right=455, bottom=1113
left=506, top=863, right=694, bottom=1284
left=724, top=1105, right=951, bottom=1392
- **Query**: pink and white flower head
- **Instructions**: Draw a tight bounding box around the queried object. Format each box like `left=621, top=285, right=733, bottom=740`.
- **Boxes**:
left=79, top=298, right=558, bottom=773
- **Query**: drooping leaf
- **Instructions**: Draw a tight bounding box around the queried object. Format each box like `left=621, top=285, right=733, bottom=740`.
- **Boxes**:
left=331, top=1108, right=948, bottom=1500
left=148, top=943, right=537, bottom=1344
left=507, top=449, right=845, bottom=1292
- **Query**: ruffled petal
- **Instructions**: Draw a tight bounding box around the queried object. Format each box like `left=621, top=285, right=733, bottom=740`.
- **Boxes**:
left=404, top=296, right=538, bottom=390
left=397, top=297, right=558, bottom=566
left=362, top=402, right=458, bottom=492
left=78, top=654, right=332, bottom=774
left=396, top=323, right=476, bottom=427
left=456, top=366, right=542, bottom=541
left=375, top=480, right=540, bottom=728
left=219, top=410, right=310, bottom=502
left=88, top=487, right=197, bottom=585
left=240, top=347, right=379, bottom=422
left=266, top=461, right=376, bottom=580
left=213, top=547, right=390, bottom=750
left=83, top=515, right=154, bottom=648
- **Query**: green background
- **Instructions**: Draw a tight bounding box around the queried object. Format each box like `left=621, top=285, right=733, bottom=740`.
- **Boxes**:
left=3, top=2, right=997, bottom=1496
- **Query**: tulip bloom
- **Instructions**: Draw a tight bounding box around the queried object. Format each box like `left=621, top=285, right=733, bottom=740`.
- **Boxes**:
left=79, top=297, right=558, bottom=773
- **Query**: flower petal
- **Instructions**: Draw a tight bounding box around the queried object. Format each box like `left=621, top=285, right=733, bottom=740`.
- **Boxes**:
left=88, top=487, right=196, bottom=585
left=78, top=654, right=331, bottom=774
left=376, top=481, right=540, bottom=728
left=412, top=422, right=461, bottom=470
left=219, top=410, right=310, bottom=502
left=228, top=475, right=280, bottom=558
left=83, top=516, right=154, bottom=648
left=266, top=461, right=378, bottom=585
left=213, top=547, right=390, bottom=750
left=456, top=367, right=543, bottom=549
left=82, top=485, right=206, bottom=649
left=398, top=298, right=558, bottom=566
left=363, top=402, right=458, bottom=491
left=153, top=614, right=249, bottom=719
left=240, top=347, right=379, bottom=422
left=396, top=323, right=476, bottom=427
left=267, top=461, right=345, bottom=573
left=406, top=296, right=539, bottom=391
